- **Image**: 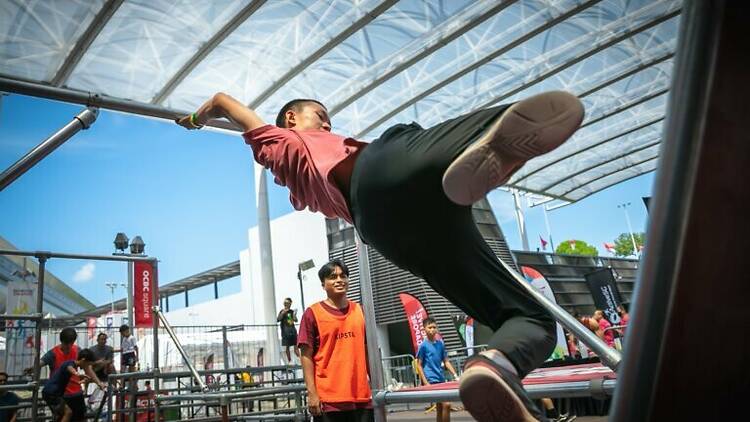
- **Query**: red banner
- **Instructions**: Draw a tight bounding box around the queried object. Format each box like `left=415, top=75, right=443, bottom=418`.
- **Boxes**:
left=399, top=293, right=429, bottom=354
left=133, top=261, right=158, bottom=328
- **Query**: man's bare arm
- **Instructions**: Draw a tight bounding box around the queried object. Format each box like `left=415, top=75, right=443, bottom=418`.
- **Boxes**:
left=300, top=345, right=321, bottom=417
left=176, top=93, right=266, bottom=133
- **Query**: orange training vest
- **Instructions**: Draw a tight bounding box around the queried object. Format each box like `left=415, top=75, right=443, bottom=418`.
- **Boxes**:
left=51, top=344, right=81, bottom=396
left=310, top=301, right=371, bottom=403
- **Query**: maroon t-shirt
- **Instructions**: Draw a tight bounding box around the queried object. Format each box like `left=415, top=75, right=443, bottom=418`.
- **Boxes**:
left=298, top=301, right=373, bottom=412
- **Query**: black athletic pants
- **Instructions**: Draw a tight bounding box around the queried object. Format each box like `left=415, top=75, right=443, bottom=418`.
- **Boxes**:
left=314, top=408, right=374, bottom=422
left=349, top=105, right=556, bottom=378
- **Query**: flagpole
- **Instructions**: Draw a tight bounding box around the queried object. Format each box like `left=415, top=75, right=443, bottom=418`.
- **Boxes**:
left=542, top=205, right=555, bottom=252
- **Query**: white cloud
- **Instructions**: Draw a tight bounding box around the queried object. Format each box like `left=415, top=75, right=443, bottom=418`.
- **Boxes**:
left=73, top=263, right=95, bottom=283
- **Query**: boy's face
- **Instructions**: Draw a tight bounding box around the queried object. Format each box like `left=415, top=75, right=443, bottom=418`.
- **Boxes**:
left=425, top=323, right=438, bottom=338
left=322, top=266, right=348, bottom=297
left=284, top=299, right=292, bottom=309
left=122, top=329, right=130, bottom=337
left=286, top=103, right=331, bottom=132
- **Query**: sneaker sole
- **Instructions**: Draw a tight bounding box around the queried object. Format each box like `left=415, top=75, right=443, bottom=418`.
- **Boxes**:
left=459, top=365, right=538, bottom=422
left=442, top=91, right=584, bottom=205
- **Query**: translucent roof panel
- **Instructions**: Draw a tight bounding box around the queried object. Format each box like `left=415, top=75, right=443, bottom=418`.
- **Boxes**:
left=0, top=0, right=684, bottom=206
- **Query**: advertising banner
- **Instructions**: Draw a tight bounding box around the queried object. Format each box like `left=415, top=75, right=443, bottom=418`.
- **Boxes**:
left=133, top=261, right=158, bottom=328
left=398, top=293, right=429, bottom=354
left=3, top=280, right=38, bottom=375
left=521, top=266, right=569, bottom=360
left=584, top=268, right=624, bottom=324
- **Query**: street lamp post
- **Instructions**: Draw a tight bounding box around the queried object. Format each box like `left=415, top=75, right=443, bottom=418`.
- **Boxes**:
left=618, top=202, right=640, bottom=258
left=104, top=282, right=126, bottom=315
left=297, top=259, right=315, bottom=311
left=113, top=233, right=147, bottom=326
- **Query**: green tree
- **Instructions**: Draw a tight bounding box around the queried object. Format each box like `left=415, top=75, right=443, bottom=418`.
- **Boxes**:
left=555, top=239, right=598, bottom=256
left=613, top=232, right=646, bottom=257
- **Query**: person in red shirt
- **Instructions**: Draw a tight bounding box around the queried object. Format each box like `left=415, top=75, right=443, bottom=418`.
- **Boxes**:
left=593, top=310, right=615, bottom=348
left=178, top=89, right=583, bottom=421
left=297, top=260, right=372, bottom=422
left=39, top=328, right=104, bottom=422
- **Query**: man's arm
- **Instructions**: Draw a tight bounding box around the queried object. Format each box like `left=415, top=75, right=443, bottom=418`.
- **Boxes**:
left=176, top=93, right=266, bottom=133
left=82, top=364, right=106, bottom=389
left=300, top=345, right=321, bottom=417
left=277, top=309, right=286, bottom=322
left=415, top=358, right=429, bottom=386
left=443, top=358, right=459, bottom=380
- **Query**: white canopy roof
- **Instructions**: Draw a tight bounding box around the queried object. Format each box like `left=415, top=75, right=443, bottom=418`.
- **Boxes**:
left=0, top=0, right=681, bottom=205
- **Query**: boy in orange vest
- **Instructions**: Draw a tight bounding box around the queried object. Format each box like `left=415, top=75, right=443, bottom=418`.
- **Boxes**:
left=297, top=260, right=373, bottom=422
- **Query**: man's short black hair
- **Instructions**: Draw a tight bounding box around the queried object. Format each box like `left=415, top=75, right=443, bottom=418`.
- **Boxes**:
left=60, top=327, right=77, bottom=345
left=0, top=371, right=8, bottom=380
left=119, top=324, right=130, bottom=333
left=77, top=349, right=95, bottom=362
left=318, top=259, right=349, bottom=284
left=97, top=332, right=108, bottom=340
left=423, top=317, right=437, bottom=326
left=275, top=99, right=326, bottom=127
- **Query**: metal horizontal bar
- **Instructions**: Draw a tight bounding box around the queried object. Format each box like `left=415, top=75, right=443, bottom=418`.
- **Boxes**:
left=156, top=385, right=307, bottom=403
left=0, top=76, right=241, bottom=132
left=0, top=248, right=155, bottom=263
left=0, top=313, right=43, bottom=321
left=374, top=379, right=617, bottom=405
left=0, top=383, right=38, bottom=391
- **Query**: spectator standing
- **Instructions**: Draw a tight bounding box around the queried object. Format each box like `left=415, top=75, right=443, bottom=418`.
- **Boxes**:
left=117, top=325, right=138, bottom=372
left=298, top=260, right=373, bottom=422
left=277, top=298, right=299, bottom=364
left=416, top=317, right=459, bottom=422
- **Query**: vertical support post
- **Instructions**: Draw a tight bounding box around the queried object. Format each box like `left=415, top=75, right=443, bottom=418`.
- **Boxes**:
left=127, top=261, right=134, bottom=326
left=30, top=255, right=47, bottom=422
left=355, top=235, right=386, bottom=422
left=151, top=260, right=161, bottom=422
left=214, top=278, right=219, bottom=300
left=542, top=205, right=556, bottom=252
left=257, top=168, right=280, bottom=365
left=184, top=288, right=189, bottom=307
left=222, top=326, right=230, bottom=370
left=513, top=189, right=530, bottom=251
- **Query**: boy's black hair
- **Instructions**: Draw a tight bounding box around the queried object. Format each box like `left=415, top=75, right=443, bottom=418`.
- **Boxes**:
left=119, top=324, right=130, bottom=333
left=97, top=332, right=108, bottom=340
left=284, top=297, right=292, bottom=302
left=318, top=259, right=349, bottom=284
left=0, top=371, right=8, bottom=379
left=60, top=327, right=77, bottom=345
left=77, top=349, right=95, bottom=362
left=275, top=99, right=326, bottom=127
left=422, top=317, right=437, bottom=326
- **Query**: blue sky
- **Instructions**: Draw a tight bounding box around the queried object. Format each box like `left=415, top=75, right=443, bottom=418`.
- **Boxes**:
left=1, top=93, right=652, bottom=308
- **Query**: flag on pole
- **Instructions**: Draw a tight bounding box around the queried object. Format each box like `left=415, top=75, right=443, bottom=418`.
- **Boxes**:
left=604, top=242, right=616, bottom=253
left=539, top=235, right=548, bottom=250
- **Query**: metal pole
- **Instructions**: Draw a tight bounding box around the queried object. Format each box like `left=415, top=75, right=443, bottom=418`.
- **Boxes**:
left=297, top=268, right=306, bottom=311
left=30, top=255, right=47, bottom=422
left=257, top=169, right=280, bottom=365
left=620, top=203, right=640, bottom=258
left=611, top=1, right=724, bottom=419
left=0, top=107, right=98, bottom=191
left=0, top=248, right=153, bottom=263
left=513, top=189, right=530, bottom=251
left=497, top=258, right=622, bottom=371
left=0, top=76, right=241, bottom=132
left=542, top=205, right=556, bottom=252
left=127, top=262, right=134, bottom=326
left=222, top=326, right=230, bottom=371
left=152, top=259, right=161, bottom=422
left=355, top=234, right=386, bottom=422
left=156, top=310, right=207, bottom=391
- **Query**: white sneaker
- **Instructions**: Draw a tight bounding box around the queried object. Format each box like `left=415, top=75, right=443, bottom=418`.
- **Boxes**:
left=442, top=91, right=584, bottom=205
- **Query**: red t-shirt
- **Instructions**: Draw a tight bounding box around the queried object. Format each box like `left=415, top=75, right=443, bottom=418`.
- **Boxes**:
left=598, top=318, right=615, bottom=347
left=242, top=126, right=367, bottom=224
left=298, top=302, right=372, bottom=412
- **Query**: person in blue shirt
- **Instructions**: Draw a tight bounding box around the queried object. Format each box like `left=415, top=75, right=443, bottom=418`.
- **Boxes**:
left=416, top=317, right=459, bottom=422
left=42, top=349, right=101, bottom=422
